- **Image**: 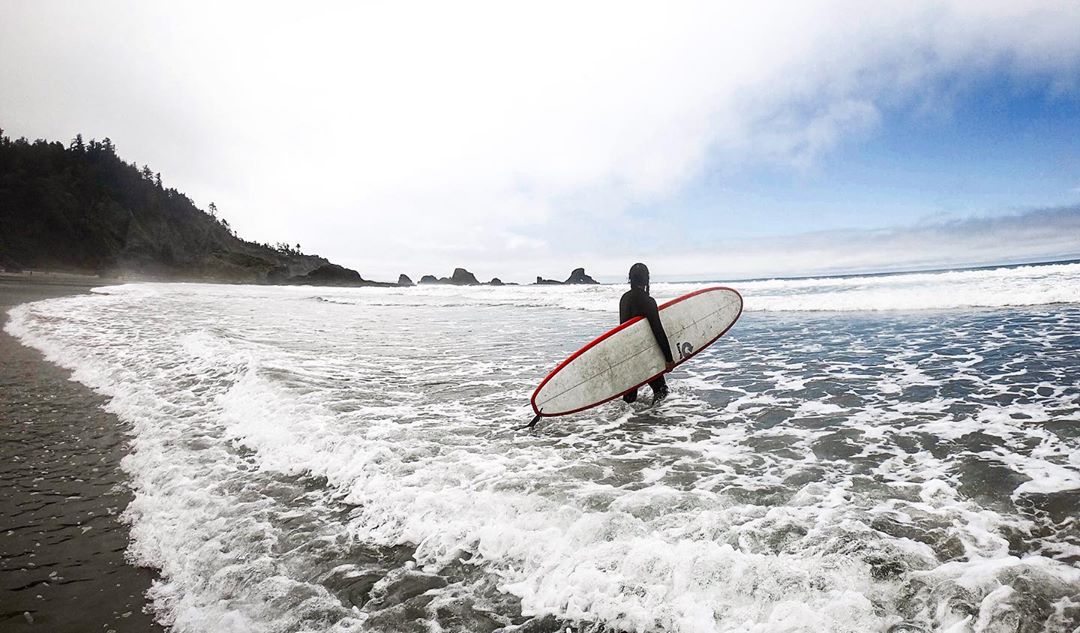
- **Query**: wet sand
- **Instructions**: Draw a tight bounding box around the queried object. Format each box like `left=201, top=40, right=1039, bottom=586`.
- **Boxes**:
left=0, top=276, right=165, bottom=632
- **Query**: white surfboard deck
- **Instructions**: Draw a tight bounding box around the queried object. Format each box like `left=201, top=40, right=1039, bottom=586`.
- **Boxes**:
left=531, top=287, right=742, bottom=417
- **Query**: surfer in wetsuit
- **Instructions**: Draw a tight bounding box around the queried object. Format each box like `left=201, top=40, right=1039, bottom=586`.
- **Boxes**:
left=620, top=263, right=675, bottom=404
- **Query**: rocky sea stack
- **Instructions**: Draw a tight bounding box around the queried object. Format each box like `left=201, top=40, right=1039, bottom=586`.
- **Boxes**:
left=419, top=268, right=480, bottom=285
left=398, top=274, right=414, bottom=287
left=565, top=267, right=598, bottom=284
left=534, top=268, right=598, bottom=285
left=450, top=268, right=479, bottom=285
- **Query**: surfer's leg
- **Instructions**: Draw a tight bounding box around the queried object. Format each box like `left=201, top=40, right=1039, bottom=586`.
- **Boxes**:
left=622, top=387, right=638, bottom=403
left=649, top=376, right=669, bottom=403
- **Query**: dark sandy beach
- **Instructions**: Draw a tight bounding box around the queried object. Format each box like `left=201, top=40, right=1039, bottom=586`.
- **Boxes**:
left=0, top=276, right=165, bottom=632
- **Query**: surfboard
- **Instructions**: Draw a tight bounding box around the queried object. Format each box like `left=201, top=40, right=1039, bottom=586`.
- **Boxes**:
left=530, top=287, right=743, bottom=419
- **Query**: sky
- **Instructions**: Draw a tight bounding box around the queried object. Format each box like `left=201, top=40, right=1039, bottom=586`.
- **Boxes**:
left=2, top=1, right=1079, bottom=282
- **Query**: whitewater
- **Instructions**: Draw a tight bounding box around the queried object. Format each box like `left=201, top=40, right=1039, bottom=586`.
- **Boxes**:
left=6, top=262, right=1080, bottom=633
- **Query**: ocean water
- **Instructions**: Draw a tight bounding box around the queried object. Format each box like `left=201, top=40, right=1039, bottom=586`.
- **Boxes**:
left=6, top=262, right=1080, bottom=633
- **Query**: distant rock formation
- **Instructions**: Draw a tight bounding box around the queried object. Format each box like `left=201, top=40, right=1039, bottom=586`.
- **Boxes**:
left=419, top=268, right=481, bottom=285
left=449, top=267, right=479, bottom=285
left=291, top=263, right=365, bottom=285
left=398, top=274, right=414, bottom=286
left=488, top=277, right=504, bottom=286
left=533, top=268, right=599, bottom=285
left=565, top=267, right=598, bottom=284
left=287, top=264, right=398, bottom=287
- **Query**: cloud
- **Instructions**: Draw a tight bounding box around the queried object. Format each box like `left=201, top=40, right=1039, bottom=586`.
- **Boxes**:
left=2, top=1, right=1080, bottom=281
left=638, top=205, right=1080, bottom=282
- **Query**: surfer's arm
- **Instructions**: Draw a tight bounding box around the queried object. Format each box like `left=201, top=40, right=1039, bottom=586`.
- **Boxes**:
left=619, top=293, right=632, bottom=324
left=644, top=298, right=675, bottom=364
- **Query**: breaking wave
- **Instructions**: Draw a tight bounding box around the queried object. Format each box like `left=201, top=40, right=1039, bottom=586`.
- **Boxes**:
left=5, top=262, right=1080, bottom=632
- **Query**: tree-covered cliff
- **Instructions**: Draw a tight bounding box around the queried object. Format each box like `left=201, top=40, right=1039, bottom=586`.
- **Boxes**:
left=0, top=129, right=330, bottom=282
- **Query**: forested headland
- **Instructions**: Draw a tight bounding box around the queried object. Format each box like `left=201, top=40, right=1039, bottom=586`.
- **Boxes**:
left=0, top=130, right=607, bottom=287
left=0, top=129, right=346, bottom=283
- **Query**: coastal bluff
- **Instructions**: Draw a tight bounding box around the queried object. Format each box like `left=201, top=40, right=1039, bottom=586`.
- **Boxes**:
left=0, top=131, right=333, bottom=284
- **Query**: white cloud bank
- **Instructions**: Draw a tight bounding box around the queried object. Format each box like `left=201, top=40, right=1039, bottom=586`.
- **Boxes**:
left=2, top=1, right=1079, bottom=281
left=640, top=205, right=1080, bottom=282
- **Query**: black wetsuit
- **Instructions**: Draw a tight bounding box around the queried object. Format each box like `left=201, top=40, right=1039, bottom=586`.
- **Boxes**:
left=620, top=286, right=672, bottom=403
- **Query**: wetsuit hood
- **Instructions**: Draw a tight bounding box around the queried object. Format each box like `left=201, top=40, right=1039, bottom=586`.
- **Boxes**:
left=629, top=262, right=650, bottom=295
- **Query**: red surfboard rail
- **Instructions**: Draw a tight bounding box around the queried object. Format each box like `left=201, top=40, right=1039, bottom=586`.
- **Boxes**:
left=530, top=286, right=743, bottom=417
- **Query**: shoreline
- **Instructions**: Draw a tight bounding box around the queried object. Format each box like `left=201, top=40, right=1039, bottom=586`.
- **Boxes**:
left=0, top=277, right=165, bottom=632
left=6, top=254, right=1080, bottom=289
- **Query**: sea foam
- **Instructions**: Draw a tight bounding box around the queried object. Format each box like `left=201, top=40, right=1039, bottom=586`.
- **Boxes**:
left=5, top=266, right=1080, bottom=632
